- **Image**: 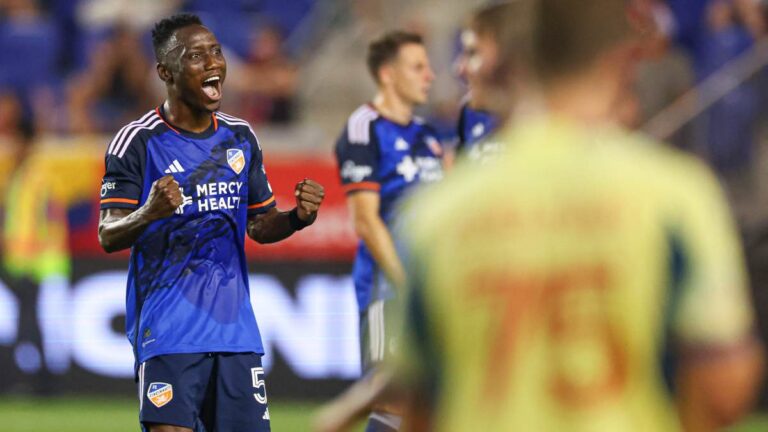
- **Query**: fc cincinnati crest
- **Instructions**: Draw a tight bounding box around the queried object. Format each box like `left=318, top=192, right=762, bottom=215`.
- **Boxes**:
left=227, top=149, right=245, bottom=174
left=147, top=382, right=173, bottom=408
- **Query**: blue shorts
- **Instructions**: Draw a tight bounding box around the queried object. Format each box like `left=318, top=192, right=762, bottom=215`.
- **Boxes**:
left=138, top=352, right=270, bottom=432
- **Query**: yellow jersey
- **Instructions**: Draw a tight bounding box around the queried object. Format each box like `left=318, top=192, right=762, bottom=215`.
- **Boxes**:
left=394, top=116, right=754, bottom=432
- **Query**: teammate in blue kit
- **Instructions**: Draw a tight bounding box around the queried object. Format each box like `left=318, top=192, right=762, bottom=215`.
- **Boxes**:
left=455, top=101, right=499, bottom=158
left=334, top=31, right=442, bottom=432
left=453, top=2, right=523, bottom=163
left=97, top=13, right=325, bottom=432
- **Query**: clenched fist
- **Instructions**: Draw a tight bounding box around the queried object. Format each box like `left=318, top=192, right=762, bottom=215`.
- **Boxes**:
left=143, top=174, right=183, bottom=220
left=294, top=178, right=325, bottom=223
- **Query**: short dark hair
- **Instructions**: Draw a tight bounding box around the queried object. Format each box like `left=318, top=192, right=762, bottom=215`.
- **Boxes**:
left=534, top=0, right=630, bottom=82
left=469, top=1, right=534, bottom=85
left=470, top=2, right=515, bottom=44
left=366, top=31, right=423, bottom=83
left=152, top=13, right=204, bottom=61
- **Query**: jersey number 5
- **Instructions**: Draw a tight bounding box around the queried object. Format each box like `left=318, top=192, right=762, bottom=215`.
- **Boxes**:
left=251, top=367, right=268, bottom=404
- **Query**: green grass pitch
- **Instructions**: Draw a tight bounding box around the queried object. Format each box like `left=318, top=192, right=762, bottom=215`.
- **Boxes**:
left=0, top=397, right=764, bottom=431
left=0, top=397, right=366, bottom=432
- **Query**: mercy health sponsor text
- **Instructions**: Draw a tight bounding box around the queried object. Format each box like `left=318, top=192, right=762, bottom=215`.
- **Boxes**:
left=194, top=181, right=244, bottom=212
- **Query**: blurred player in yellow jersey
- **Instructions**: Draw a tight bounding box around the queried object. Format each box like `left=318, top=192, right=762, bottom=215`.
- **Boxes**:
left=314, top=0, right=764, bottom=431
left=392, top=0, right=764, bottom=431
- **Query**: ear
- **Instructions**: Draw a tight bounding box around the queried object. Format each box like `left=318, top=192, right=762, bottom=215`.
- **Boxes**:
left=379, top=64, right=393, bottom=86
left=157, top=62, right=173, bottom=83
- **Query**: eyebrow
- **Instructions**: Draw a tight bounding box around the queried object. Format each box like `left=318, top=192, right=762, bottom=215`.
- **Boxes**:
left=186, top=41, right=221, bottom=51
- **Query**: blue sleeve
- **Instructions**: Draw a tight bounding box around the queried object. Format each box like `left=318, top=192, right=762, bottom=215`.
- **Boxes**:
left=100, top=136, right=144, bottom=210
left=334, top=124, right=380, bottom=194
left=246, top=131, right=277, bottom=215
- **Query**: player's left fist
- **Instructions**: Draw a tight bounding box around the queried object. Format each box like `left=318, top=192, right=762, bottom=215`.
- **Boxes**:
left=294, top=178, right=324, bottom=222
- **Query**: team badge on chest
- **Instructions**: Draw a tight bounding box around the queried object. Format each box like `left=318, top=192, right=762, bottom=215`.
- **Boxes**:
left=147, top=382, right=173, bottom=408
left=227, top=149, right=245, bottom=174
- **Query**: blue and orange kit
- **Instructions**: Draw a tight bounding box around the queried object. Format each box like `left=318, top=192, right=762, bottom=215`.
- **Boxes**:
left=334, top=104, right=443, bottom=311
left=100, top=107, right=276, bottom=363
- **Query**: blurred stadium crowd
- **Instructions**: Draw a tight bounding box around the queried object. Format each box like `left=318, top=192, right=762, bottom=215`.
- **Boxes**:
left=0, top=0, right=314, bottom=136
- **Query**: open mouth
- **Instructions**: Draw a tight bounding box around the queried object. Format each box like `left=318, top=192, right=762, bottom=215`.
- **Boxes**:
left=201, top=75, right=222, bottom=101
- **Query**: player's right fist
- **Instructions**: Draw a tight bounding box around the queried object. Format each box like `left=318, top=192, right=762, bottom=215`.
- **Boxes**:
left=142, top=174, right=182, bottom=220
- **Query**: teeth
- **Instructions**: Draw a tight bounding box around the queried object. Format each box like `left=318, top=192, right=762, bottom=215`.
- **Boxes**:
left=203, top=76, right=220, bottom=84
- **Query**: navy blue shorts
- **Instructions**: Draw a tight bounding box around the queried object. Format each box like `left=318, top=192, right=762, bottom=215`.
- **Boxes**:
left=138, top=352, right=270, bottom=432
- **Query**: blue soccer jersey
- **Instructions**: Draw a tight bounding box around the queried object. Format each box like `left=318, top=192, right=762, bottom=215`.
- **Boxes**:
left=100, top=107, right=276, bottom=363
left=456, top=102, right=501, bottom=161
left=334, top=104, right=443, bottom=311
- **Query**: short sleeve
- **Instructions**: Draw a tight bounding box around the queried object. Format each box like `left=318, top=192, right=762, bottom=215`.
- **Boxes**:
left=334, top=125, right=380, bottom=194
left=100, top=138, right=144, bottom=210
left=246, top=132, right=277, bottom=215
left=671, top=165, right=754, bottom=346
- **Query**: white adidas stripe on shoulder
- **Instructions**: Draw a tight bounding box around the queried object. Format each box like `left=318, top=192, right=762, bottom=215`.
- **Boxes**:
left=108, top=110, right=163, bottom=158
left=107, top=110, right=156, bottom=155
left=347, top=105, right=378, bottom=145
left=115, top=118, right=163, bottom=158
left=215, top=112, right=261, bottom=149
left=215, top=111, right=248, bottom=123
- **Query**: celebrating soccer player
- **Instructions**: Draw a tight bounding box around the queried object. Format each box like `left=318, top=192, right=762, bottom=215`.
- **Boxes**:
left=97, top=13, right=324, bottom=432
left=333, top=31, right=443, bottom=431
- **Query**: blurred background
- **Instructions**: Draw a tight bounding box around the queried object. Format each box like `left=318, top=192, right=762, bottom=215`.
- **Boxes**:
left=3, top=0, right=768, bottom=430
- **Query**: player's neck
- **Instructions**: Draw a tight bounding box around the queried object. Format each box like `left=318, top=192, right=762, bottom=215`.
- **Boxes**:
left=543, top=74, right=620, bottom=127
left=372, top=92, right=413, bottom=125
left=162, top=99, right=213, bottom=133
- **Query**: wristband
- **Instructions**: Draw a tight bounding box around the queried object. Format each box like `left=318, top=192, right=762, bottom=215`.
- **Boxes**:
left=289, top=208, right=311, bottom=231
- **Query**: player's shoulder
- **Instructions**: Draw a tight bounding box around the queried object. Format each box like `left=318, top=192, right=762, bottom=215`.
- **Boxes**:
left=459, top=100, right=493, bottom=119
left=610, top=129, right=713, bottom=186
left=587, top=128, right=725, bottom=217
left=214, top=110, right=252, bottom=130
left=513, top=117, right=707, bottom=183
left=106, top=108, right=163, bottom=158
left=215, top=111, right=261, bottom=145
left=412, top=115, right=441, bottom=137
left=459, top=100, right=477, bottom=117
left=343, top=104, right=381, bottom=145
left=214, top=111, right=256, bottom=135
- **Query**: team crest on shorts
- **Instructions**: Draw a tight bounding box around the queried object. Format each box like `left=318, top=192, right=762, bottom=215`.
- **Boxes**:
left=147, top=382, right=173, bottom=408
left=227, top=149, right=245, bottom=174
